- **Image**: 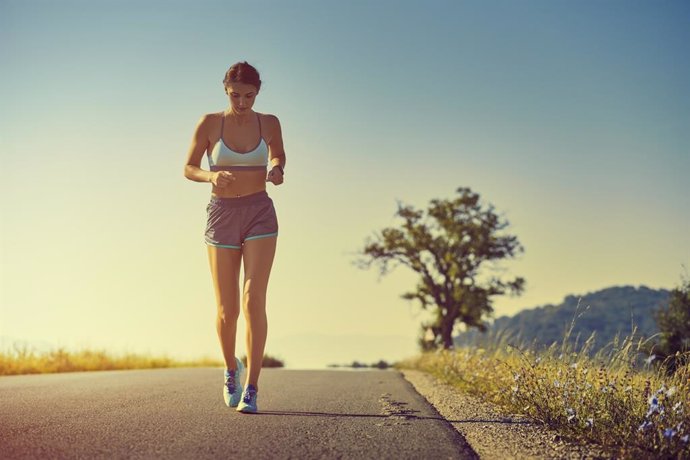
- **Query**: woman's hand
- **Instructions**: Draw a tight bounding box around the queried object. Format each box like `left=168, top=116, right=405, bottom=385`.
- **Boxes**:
left=211, top=171, right=235, bottom=188
left=266, top=166, right=284, bottom=185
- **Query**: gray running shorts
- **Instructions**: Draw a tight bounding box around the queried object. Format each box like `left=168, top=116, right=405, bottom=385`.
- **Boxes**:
left=205, top=190, right=278, bottom=249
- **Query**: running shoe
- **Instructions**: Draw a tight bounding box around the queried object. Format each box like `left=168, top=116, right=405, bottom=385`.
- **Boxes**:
left=236, top=383, right=258, bottom=413
left=223, top=357, right=244, bottom=407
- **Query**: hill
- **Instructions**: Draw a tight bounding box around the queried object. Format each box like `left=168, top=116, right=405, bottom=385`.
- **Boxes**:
left=454, top=285, right=671, bottom=355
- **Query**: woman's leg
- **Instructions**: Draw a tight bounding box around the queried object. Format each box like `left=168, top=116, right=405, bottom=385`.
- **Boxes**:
left=207, top=245, right=243, bottom=371
left=241, top=236, right=277, bottom=390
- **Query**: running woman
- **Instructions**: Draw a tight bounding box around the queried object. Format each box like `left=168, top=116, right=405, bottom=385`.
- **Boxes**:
left=183, top=61, right=286, bottom=413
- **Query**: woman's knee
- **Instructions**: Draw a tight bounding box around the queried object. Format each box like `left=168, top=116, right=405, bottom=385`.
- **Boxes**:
left=242, top=291, right=267, bottom=311
left=243, top=282, right=267, bottom=306
left=242, top=293, right=267, bottom=322
left=217, top=303, right=240, bottom=323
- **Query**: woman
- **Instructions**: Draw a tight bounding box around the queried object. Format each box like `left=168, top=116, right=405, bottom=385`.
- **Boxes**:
left=183, top=61, right=286, bottom=414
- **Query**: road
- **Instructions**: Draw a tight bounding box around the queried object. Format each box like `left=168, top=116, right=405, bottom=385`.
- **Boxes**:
left=0, top=367, right=477, bottom=459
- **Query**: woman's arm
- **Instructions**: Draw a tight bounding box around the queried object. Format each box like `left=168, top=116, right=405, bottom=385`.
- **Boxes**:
left=267, top=114, right=286, bottom=171
left=183, top=114, right=214, bottom=183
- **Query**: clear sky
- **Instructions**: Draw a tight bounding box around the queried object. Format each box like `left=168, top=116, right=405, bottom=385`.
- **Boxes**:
left=1, top=0, right=688, bottom=369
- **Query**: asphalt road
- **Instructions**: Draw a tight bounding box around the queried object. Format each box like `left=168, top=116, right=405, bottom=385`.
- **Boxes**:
left=0, top=367, right=477, bottom=459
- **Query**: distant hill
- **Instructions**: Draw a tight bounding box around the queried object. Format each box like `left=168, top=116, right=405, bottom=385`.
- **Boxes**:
left=454, top=285, right=671, bottom=355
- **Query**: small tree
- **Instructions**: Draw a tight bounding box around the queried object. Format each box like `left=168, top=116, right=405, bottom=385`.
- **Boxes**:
left=356, top=187, right=525, bottom=350
left=652, top=273, right=690, bottom=374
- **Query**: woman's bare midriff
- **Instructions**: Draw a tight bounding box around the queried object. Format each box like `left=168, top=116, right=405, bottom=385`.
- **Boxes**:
left=210, top=169, right=268, bottom=198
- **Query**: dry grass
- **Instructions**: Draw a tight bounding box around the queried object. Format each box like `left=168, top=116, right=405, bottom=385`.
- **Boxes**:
left=0, top=343, right=285, bottom=375
left=0, top=343, right=223, bottom=375
left=395, top=299, right=690, bottom=459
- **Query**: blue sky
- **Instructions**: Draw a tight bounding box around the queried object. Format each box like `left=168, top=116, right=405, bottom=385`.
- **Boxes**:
left=1, top=0, right=688, bottom=368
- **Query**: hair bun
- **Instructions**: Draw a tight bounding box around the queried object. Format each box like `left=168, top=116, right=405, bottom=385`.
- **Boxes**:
left=223, top=61, right=262, bottom=92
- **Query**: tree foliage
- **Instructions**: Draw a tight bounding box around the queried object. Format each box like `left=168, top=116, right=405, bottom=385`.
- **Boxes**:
left=356, top=187, right=525, bottom=350
left=652, top=273, right=690, bottom=374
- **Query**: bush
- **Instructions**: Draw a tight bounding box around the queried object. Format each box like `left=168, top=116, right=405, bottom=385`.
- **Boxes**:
left=241, top=353, right=285, bottom=368
left=651, top=275, right=690, bottom=375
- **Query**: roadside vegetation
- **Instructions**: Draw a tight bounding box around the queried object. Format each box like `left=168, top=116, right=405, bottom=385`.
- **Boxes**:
left=395, top=297, right=690, bottom=459
left=0, top=345, right=284, bottom=375
left=357, top=187, right=689, bottom=458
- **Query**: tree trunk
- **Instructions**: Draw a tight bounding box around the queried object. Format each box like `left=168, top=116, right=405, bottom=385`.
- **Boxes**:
left=440, top=315, right=454, bottom=349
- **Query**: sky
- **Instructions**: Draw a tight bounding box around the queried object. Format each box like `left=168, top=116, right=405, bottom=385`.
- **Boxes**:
left=1, top=0, right=688, bottom=369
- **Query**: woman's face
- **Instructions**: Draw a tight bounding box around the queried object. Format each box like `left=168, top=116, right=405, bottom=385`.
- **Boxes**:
left=225, top=82, right=258, bottom=113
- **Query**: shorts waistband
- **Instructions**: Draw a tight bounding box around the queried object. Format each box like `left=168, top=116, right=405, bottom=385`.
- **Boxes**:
left=209, top=190, right=270, bottom=208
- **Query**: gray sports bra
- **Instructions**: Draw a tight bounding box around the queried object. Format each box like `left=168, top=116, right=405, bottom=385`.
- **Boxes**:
left=208, top=112, right=268, bottom=171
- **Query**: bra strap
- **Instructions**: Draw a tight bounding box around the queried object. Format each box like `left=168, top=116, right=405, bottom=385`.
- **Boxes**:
left=220, top=112, right=225, bottom=139
left=257, top=112, right=262, bottom=138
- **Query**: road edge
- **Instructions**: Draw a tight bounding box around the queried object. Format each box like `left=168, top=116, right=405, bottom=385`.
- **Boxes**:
left=398, top=368, right=610, bottom=460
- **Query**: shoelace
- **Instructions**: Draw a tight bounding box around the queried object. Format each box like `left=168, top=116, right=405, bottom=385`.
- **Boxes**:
left=225, top=372, right=237, bottom=394
left=243, top=387, right=257, bottom=403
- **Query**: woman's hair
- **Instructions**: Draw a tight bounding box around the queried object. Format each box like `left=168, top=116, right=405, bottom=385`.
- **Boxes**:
left=223, top=61, right=262, bottom=92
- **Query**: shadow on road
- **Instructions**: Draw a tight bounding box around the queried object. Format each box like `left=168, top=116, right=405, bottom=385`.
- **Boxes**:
left=235, top=409, right=539, bottom=426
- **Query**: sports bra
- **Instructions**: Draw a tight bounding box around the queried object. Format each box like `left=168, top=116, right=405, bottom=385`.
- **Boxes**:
left=208, top=111, right=268, bottom=172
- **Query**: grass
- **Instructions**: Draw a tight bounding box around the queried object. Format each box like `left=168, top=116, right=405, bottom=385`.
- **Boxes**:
left=0, top=343, right=284, bottom=376
left=394, top=298, right=690, bottom=459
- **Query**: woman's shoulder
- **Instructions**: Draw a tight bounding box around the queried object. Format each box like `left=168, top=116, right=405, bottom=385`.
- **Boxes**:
left=257, top=112, right=281, bottom=132
left=256, top=113, right=283, bottom=145
left=196, top=111, right=223, bottom=127
left=257, top=111, right=279, bottom=121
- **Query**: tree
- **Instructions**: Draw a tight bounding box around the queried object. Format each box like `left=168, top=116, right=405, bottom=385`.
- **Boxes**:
left=652, top=273, right=690, bottom=374
left=356, top=187, right=526, bottom=350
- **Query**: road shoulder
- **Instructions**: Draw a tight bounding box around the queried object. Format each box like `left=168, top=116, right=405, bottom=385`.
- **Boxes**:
left=399, top=369, right=610, bottom=460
